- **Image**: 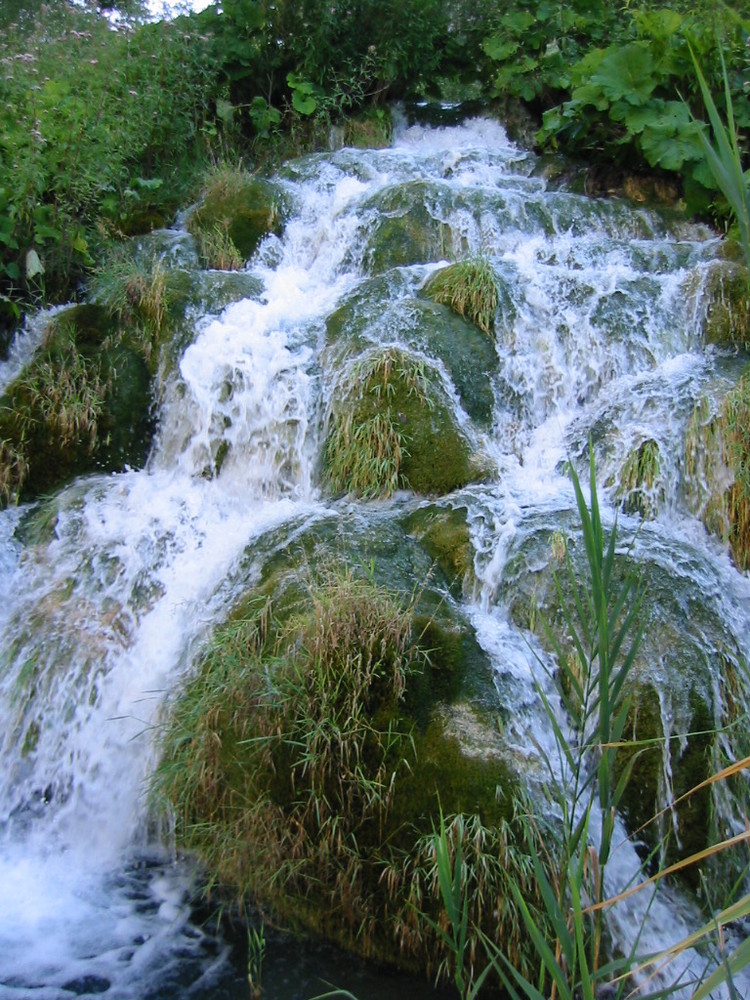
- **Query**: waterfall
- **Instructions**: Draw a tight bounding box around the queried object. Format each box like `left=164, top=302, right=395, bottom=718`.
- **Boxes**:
left=1, top=112, right=748, bottom=998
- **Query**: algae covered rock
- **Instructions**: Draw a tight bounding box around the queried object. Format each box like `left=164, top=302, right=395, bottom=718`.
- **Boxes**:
left=362, top=181, right=459, bottom=274
left=188, top=166, right=285, bottom=267
left=423, top=256, right=499, bottom=336
left=0, top=305, right=154, bottom=503
left=322, top=347, right=487, bottom=498
left=326, top=277, right=500, bottom=428
left=611, top=437, right=664, bottom=519
left=403, top=503, right=474, bottom=595
left=684, top=377, right=750, bottom=572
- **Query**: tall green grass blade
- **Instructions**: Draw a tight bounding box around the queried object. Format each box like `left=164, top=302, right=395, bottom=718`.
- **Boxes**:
left=693, top=935, right=750, bottom=1000
left=688, top=43, right=750, bottom=271
left=509, top=880, right=575, bottom=1000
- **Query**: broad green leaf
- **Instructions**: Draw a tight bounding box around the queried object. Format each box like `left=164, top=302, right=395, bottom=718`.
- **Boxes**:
left=482, top=35, right=519, bottom=62
left=292, top=90, right=317, bottom=116
left=640, top=122, right=704, bottom=170
left=501, top=10, right=536, bottom=34
left=589, top=44, right=657, bottom=106
left=620, top=100, right=690, bottom=134
left=634, top=8, right=683, bottom=42
left=25, top=248, right=44, bottom=279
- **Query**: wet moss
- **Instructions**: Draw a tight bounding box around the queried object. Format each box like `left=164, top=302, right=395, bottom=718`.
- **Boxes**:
left=613, top=438, right=664, bottom=519
left=403, top=505, right=474, bottom=595
left=614, top=685, right=664, bottom=856
left=326, top=283, right=499, bottom=429
left=700, top=260, right=750, bottom=350
left=363, top=182, right=459, bottom=274
left=153, top=564, right=526, bottom=981
left=342, top=109, right=392, bottom=149
left=684, top=378, right=750, bottom=572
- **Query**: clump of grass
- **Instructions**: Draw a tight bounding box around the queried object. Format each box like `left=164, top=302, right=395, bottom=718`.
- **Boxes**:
left=188, top=161, right=282, bottom=263
left=152, top=565, right=532, bottom=981
left=323, top=348, right=432, bottom=499
left=424, top=256, right=499, bottom=336
left=720, top=371, right=750, bottom=570
left=93, top=247, right=171, bottom=337
left=14, top=342, right=109, bottom=452
left=153, top=569, right=422, bottom=900
left=197, top=222, right=244, bottom=270
left=385, top=810, right=545, bottom=996
left=615, top=438, right=663, bottom=518
left=684, top=381, right=750, bottom=570
left=0, top=438, right=29, bottom=505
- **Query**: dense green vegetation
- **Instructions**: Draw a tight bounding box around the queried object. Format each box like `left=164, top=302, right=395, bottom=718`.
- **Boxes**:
left=2, top=0, right=750, bottom=341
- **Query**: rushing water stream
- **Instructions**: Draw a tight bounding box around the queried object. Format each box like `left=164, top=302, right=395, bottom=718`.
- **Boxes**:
left=1, top=113, right=748, bottom=998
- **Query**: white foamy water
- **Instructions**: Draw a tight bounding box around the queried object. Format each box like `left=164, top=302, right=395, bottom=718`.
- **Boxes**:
left=1, top=113, right=748, bottom=997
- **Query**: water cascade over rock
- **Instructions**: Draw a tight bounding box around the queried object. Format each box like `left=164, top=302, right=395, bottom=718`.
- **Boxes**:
left=0, top=113, right=748, bottom=997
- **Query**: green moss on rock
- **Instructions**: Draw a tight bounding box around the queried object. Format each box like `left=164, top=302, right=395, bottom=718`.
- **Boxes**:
left=0, top=304, right=154, bottom=504
left=363, top=182, right=460, bottom=274
left=404, top=505, right=474, bottom=595
left=152, top=565, right=535, bottom=981
left=188, top=166, right=285, bottom=266
left=322, top=348, right=486, bottom=498
left=699, top=260, right=750, bottom=350
left=684, top=378, right=750, bottom=572
left=613, top=438, right=664, bottom=519
left=326, top=281, right=500, bottom=429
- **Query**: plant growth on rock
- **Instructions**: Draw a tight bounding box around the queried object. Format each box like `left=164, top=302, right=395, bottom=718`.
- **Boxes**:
left=424, top=257, right=499, bottom=337
left=152, top=565, right=541, bottom=985
left=322, top=348, right=483, bottom=498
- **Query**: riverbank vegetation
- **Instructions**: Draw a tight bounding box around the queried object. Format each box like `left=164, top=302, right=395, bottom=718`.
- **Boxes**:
left=2, top=0, right=750, bottom=342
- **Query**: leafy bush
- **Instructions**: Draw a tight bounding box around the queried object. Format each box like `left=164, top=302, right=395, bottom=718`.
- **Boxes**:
left=0, top=3, right=216, bottom=324
left=536, top=7, right=750, bottom=215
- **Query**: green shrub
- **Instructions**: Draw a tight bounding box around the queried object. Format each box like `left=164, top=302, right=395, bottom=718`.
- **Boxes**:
left=0, top=3, right=216, bottom=322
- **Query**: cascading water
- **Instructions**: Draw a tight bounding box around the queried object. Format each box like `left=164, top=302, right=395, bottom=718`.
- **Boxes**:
left=1, top=112, right=748, bottom=998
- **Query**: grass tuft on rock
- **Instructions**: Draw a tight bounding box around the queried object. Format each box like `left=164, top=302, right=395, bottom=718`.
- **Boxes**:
left=424, top=256, right=499, bottom=336
left=615, top=438, right=663, bottom=518
left=323, top=347, right=482, bottom=499
left=721, top=371, right=750, bottom=570
left=684, top=378, right=750, bottom=571
left=188, top=162, right=283, bottom=266
left=152, top=566, right=534, bottom=982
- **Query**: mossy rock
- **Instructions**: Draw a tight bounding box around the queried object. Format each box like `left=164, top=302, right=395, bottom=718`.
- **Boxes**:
left=699, top=260, right=750, bottom=350
left=0, top=304, right=154, bottom=503
left=403, top=504, right=474, bottom=595
left=362, top=181, right=461, bottom=274
left=610, top=438, right=665, bottom=519
left=614, top=684, right=713, bottom=884
left=683, top=376, right=750, bottom=572
left=327, top=285, right=499, bottom=428
left=342, top=109, right=392, bottom=149
left=188, top=173, right=285, bottom=264
left=153, top=552, right=533, bottom=979
left=323, top=348, right=488, bottom=498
